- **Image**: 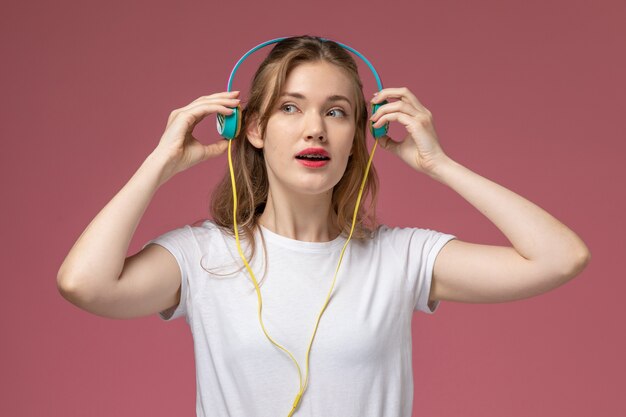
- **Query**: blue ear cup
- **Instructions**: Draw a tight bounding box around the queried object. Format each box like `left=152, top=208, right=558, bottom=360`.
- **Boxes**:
left=369, top=100, right=389, bottom=139
left=217, top=104, right=242, bottom=140
left=220, top=101, right=386, bottom=140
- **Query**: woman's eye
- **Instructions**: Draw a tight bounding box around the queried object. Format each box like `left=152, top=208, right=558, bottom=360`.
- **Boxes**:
left=280, top=104, right=346, bottom=118
left=328, top=108, right=346, bottom=118
left=281, top=104, right=298, bottom=113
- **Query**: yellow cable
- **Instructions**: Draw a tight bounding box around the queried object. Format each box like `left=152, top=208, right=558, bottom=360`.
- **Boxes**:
left=228, top=138, right=379, bottom=416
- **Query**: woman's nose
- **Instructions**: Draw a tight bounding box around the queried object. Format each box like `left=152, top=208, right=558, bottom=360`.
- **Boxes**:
left=304, top=112, right=326, bottom=141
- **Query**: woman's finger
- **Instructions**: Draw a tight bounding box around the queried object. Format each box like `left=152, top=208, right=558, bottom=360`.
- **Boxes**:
left=202, top=139, right=229, bottom=160
left=168, top=92, right=240, bottom=124
left=372, top=87, right=425, bottom=112
left=370, top=100, right=419, bottom=122
left=167, top=98, right=240, bottom=127
left=378, top=134, right=401, bottom=153
left=173, top=102, right=237, bottom=131
left=170, top=96, right=241, bottom=116
left=189, top=90, right=240, bottom=105
left=372, top=110, right=416, bottom=129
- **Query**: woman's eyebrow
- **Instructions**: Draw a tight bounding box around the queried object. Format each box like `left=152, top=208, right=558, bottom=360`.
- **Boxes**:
left=280, top=92, right=352, bottom=106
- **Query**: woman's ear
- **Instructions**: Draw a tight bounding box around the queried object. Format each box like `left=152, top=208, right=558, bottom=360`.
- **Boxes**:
left=246, top=116, right=264, bottom=149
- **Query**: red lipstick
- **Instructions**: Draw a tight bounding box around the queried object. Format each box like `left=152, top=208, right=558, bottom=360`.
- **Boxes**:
left=295, top=148, right=330, bottom=158
left=295, top=147, right=330, bottom=168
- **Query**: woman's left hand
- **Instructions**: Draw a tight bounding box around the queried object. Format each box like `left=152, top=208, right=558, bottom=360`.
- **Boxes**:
left=370, top=87, right=449, bottom=175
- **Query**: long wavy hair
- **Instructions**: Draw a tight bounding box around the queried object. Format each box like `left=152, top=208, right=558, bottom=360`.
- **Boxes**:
left=208, top=35, right=379, bottom=271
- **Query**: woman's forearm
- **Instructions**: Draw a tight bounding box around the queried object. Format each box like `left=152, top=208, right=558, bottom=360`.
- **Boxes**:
left=428, top=156, right=590, bottom=277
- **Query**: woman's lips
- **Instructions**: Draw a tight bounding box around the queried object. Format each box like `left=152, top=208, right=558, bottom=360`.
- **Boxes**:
left=294, top=147, right=331, bottom=168
left=296, top=158, right=329, bottom=168
left=295, top=147, right=330, bottom=158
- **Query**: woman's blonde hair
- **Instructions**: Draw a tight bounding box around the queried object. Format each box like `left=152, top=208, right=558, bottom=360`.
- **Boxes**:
left=209, top=35, right=379, bottom=263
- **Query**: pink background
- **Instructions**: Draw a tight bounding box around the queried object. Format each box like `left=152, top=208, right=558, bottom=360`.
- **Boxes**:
left=2, top=0, right=624, bottom=415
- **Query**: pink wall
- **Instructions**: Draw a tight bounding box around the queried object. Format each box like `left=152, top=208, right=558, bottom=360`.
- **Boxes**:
left=2, top=0, right=624, bottom=415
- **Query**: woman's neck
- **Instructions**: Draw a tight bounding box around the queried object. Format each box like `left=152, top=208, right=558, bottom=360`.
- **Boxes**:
left=258, top=188, right=340, bottom=242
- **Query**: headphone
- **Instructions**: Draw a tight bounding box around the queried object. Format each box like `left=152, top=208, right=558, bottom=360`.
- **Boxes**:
left=216, top=36, right=389, bottom=140
left=218, top=36, right=387, bottom=416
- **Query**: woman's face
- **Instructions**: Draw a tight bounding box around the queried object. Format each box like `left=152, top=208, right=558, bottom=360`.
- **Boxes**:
left=248, top=61, right=356, bottom=199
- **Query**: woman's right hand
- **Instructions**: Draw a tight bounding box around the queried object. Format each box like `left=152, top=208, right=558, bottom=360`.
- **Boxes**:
left=152, top=91, right=241, bottom=182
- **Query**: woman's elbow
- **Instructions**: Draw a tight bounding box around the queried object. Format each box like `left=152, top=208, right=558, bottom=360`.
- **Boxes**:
left=563, top=247, right=591, bottom=281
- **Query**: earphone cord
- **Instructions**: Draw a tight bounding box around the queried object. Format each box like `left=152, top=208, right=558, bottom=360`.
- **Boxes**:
left=228, top=137, right=379, bottom=416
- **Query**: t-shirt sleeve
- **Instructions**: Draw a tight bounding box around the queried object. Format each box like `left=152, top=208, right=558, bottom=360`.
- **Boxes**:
left=382, top=226, right=456, bottom=314
left=141, top=225, right=195, bottom=322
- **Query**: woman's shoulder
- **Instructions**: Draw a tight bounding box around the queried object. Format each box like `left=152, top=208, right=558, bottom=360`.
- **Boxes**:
left=148, top=219, right=228, bottom=248
left=357, top=224, right=456, bottom=262
left=188, top=218, right=232, bottom=241
left=372, top=223, right=427, bottom=236
left=190, top=218, right=221, bottom=232
left=372, top=223, right=455, bottom=244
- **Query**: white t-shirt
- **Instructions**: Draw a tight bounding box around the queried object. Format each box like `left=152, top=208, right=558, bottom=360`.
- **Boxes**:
left=144, top=220, right=456, bottom=417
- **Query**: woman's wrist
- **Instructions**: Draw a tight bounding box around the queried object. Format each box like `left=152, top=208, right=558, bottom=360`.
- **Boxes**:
left=424, top=154, right=458, bottom=183
left=143, top=150, right=176, bottom=188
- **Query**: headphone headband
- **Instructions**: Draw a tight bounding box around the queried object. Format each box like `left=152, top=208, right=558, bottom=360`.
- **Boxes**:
left=217, top=36, right=389, bottom=140
left=226, top=36, right=384, bottom=92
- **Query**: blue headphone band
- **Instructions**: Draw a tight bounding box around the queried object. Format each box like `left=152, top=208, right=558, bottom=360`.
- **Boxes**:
left=217, top=36, right=389, bottom=139
left=226, top=37, right=384, bottom=92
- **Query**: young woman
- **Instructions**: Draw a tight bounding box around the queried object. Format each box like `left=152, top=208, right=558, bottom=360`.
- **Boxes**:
left=57, top=35, right=590, bottom=417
